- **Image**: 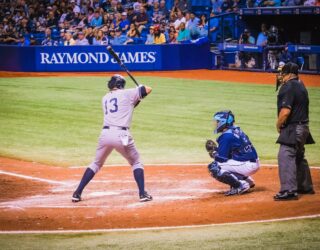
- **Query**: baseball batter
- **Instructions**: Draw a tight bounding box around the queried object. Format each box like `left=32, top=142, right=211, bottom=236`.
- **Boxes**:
left=72, top=74, right=153, bottom=202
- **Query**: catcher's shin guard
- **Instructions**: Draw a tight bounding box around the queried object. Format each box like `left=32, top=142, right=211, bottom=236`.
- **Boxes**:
left=208, top=162, right=241, bottom=188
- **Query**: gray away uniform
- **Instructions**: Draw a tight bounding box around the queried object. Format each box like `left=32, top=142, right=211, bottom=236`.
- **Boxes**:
left=89, top=87, right=144, bottom=173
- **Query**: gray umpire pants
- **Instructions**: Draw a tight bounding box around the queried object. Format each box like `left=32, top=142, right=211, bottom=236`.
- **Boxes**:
left=278, top=124, right=314, bottom=192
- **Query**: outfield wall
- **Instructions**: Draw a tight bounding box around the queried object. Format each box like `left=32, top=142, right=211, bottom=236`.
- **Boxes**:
left=0, top=43, right=211, bottom=72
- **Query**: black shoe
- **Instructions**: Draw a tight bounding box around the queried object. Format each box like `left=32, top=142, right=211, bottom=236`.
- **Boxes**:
left=139, top=191, right=153, bottom=202
left=274, top=191, right=298, bottom=201
left=72, top=192, right=82, bottom=202
left=297, top=189, right=315, bottom=194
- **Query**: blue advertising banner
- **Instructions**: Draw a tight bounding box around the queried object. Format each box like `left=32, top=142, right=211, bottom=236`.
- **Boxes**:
left=0, top=43, right=211, bottom=72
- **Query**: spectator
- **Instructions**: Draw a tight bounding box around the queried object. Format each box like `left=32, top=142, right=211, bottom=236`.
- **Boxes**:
left=90, top=10, right=103, bottom=27
left=85, top=26, right=95, bottom=44
left=186, top=12, right=200, bottom=38
left=152, top=1, right=165, bottom=23
left=220, top=0, right=233, bottom=13
left=127, top=23, right=140, bottom=38
left=65, top=7, right=75, bottom=23
left=64, top=32, right=76, bottom=46
left=100, top=0, right=112, bottom=12
left=176, top=0, right=191, bottom=13
left=116, top=2, right=124, bottom=13
left=239, top=29, right=255, bottom=44
left=153, top=25, right=166, bottom=44
left=93, top=29, right=104, bottom=45
left=173, top=9, right=186, bottom=30
left=177, top=22, right=191, bottom=42
left=41, top=28, right=57, bottom=46
left=159, top=0, right=169, bottom=19
left=282, top=0, right=302, bottom=6
left=145, top=25, right=155, bottom=44
left=127, top=6, right=136, bottom=24
left=110, top=28, right=127, bottom=45
left=57, top=29, right=66, bottom=46
left=212, top=0, right=223, bottom=14
left=119, top=12, right=130, bottom=34
left=208, top=11, right=219, bottom=42
left=108, top=28, right=116, bottom=40
left=133, top=0, right=143, bottom=13
left=134, top=6, right=149, bottom=34
left=17, top=33, right=30, bottom=46
left=112, top=12, right=122, bottom=30
left=46, top=11, right=58, bottom=28
left=279, top=44, right=292, bottom=63
left=71, top=0, right=81, bottom=14
left=75, top=31, right=89, bottom=45
left=87, top=7, right=95, bottom=23
left=304, top=0, right=316, bottom=5
left=261, top=0, right=282, bottom=6
left=168, top=31, right=178, bottom=44
left=256, top=23, right=268, bottom=46
left=238, top=29, right=256, bottom=68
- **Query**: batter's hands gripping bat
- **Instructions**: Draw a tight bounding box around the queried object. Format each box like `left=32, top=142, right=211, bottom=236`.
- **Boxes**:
left=107, top=46, right=140, bottom=87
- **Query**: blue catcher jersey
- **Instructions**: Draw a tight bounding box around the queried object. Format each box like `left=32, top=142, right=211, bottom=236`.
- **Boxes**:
left=215, top=126, right=258, bottom=163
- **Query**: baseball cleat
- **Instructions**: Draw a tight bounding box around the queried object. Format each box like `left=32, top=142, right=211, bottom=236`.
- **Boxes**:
left=245, top=176, right=255, bottom=189
left=225, top=181, right=250, bottom=196
left=274, top=191, right=298, bottom=201
left=139, top=192, right=153, bottom=202
left=72, top=192, right=82, bottom=202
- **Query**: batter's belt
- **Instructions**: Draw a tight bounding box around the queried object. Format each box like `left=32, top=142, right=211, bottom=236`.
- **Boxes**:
left=103, top=126, right=128, bottom=131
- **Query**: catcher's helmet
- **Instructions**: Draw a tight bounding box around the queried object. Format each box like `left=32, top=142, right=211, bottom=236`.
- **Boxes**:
left=213, top=110, right=235, bottom=133
left=107, top=74, right=126, bottom=90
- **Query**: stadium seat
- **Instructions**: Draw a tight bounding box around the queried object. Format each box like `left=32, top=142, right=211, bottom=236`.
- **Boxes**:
left=297, top=56, right=304, bottom=70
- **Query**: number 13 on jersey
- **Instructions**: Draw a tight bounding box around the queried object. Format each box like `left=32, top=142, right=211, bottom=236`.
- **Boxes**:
left=105, top=98, right=118, bottom=114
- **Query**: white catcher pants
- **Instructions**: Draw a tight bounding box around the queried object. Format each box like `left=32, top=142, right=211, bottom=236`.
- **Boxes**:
left=218, top=159, right=260, bottom=177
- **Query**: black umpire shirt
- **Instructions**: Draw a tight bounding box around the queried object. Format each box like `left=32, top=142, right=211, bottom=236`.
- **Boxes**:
left=277, top=78, right=309, bottom=125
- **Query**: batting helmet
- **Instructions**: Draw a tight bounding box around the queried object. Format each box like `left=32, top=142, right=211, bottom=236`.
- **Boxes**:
left=107, top=74, right=126, bottom=90
left=213, top=110, right=235, bottom=134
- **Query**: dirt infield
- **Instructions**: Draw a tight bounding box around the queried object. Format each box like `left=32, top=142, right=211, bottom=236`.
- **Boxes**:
left=0, top=70, right=319, bottom=87
left=0, top=157, right=319, bottom=231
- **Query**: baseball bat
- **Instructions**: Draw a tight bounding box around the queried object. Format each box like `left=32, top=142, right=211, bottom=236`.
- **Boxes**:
left=107, top=46, right=140, bottom=87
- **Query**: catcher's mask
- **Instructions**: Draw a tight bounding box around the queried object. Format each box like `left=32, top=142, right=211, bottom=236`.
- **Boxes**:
left=108, top=74, right=126, bottom=90
left=213, top=110, right=235, bottom=134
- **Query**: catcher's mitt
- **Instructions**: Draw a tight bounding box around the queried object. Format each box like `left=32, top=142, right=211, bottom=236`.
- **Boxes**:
left=205, top=139, right=218, bottom=159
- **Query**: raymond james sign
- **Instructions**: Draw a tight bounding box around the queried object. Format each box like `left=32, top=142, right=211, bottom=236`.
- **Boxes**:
left=40, top=51, right=157, bottom=64
left=35, top=45, right=161, bottom=71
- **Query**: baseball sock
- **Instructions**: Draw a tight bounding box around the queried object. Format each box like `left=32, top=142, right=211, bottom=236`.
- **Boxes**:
left=133, top=168, right=145, bottom=196
left=74, top=168, right=95, bottom=195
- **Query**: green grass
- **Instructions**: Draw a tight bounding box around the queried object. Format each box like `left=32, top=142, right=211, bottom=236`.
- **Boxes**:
left=0, top=76, right=319, bottom=166
left=1, top=218, right=320, bottom=249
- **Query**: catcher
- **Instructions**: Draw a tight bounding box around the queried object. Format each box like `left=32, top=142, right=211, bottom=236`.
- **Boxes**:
left=206, top=110, right=260, bottom=196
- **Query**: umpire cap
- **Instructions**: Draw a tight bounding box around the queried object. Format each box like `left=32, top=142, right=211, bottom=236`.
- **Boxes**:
left=281, top=62, right=299, bottom=75
left=107, top=74, right=126, bottom=90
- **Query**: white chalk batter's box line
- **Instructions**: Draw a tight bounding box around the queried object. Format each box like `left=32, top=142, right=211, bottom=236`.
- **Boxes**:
left=69, top=163, right=320, bottom=168
left=0, top=214, right=319, bottom=234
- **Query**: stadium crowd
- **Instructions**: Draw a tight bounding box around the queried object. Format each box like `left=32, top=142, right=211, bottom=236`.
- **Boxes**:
left=0, top=0, right=319, bottom=46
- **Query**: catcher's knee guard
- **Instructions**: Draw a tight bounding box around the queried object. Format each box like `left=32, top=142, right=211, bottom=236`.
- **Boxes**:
left=208, top=162, right=241, bottom=188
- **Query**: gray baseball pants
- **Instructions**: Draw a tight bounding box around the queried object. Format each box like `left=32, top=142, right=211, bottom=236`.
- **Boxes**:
left=278, top=124, right=314, bottom=192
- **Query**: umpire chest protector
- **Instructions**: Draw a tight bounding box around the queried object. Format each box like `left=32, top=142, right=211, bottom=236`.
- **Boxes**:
left=277, top=79, right=309, bottom=125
